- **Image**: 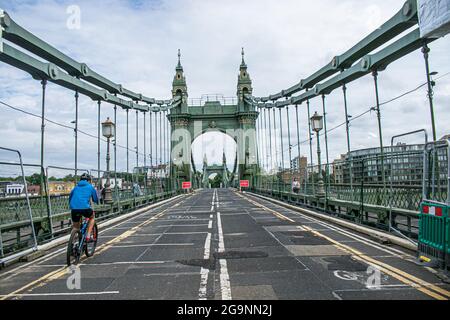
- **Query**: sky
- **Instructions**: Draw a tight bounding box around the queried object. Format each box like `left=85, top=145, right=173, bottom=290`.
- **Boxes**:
left=0, top=0, right=449, bottom=177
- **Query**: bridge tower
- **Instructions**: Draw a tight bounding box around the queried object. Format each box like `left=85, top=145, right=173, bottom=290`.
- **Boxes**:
left=237, top=48, right=253, bottom=112
left=202, top=154, right=209, bottom=188
left=236, top=48, right=259, bottom=186
left=172, top=49, right=189, bottom=114
left=168, top=49, right=260, bottom=190
left=170, top=50, right=192, bottom=186
left=222, top=150, right=230, bottom=188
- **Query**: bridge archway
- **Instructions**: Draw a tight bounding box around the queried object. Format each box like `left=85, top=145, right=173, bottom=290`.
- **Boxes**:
left=168, top=49, right=260, bottom=189
left=191, top=131, right=236, bottom=189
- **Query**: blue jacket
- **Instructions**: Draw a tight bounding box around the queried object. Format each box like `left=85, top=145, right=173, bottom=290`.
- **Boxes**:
left=69, top=180, right=99, bottom=210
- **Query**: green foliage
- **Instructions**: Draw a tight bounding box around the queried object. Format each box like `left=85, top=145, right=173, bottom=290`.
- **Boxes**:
left=210, top=174, right=223, bottom=188
left=26, top=173, right=42, bottom=185
left=0, top=173, right=81, bottom=185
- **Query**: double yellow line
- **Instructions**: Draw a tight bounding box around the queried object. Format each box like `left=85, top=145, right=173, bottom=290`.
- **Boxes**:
left=302, top=225, right=450, bottom=300
left=238, top=192, right=450, bottom=300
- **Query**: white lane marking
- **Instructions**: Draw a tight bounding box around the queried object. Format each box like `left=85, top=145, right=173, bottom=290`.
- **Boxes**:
left=154, top=219, right=210, bottom=223
left=203, top=233, right=212, bottom=260
left=144, top=272, right=200, bottom=277
left=199, top=232, right=211, bottom=301
left=36, top=261, right=169, bottom=267
left=199, top=233, right=212, bottom=300
left=219, top=259, right=231, bottom=300
left=0, top=291, right=120, bottom=298
left=216, top=190, right=220, bottom=208
left=165, top=232, right=209, bottom=235
left=250, top=194, right=413, bottom=259
left=111, top=243, right=195, bottom=248
left=0, top=201, right=176, bottom=281
left=291, top=212, right=413, bottom=259
left=199, top=192, right=216, bottom=300
left=154, top=224, right=209, bottom=227
left=0, top=195, right=196, bottom=300
left=211, top=189, right=216, bottom=212
left=217, top=210, right=231, bottom=300
left=217, top=212, right=225, bottom=254
left=199, top=266, right=209, bottom=300
left=200, top=198, right=214, bottom=300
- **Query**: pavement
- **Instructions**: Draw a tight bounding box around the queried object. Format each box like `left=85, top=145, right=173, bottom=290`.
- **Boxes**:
left=0, top=189, right=449, bottom=300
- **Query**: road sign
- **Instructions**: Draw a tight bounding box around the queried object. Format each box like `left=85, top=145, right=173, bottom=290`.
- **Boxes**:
left=182, top=182, right=192, bottom=190
left=240, top=180, right=249, bottom=188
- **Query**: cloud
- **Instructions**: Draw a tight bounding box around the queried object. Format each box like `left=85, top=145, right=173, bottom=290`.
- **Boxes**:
left=0, top=0, right=449, bottom=174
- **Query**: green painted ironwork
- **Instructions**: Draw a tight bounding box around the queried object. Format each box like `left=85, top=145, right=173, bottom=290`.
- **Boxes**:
left=169, top=50, right=260, bottom=188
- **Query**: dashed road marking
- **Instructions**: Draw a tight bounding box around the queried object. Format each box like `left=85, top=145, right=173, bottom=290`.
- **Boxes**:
left=0, top=198, right=191, bottom=300
left=217, top=210, right=231, bottom=300
left=239, top=192, right=450, bottom=301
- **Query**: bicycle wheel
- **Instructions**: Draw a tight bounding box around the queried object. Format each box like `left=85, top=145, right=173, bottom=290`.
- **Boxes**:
left=67, top=229, right=82, bottom=266
left=85, top=223, right=98, bottom=257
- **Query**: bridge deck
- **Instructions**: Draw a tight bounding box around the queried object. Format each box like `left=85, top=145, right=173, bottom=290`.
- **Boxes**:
left=0, top=189, right=449, bottom=300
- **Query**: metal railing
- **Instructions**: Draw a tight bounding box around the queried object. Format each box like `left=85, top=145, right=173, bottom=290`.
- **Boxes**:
left=252, top=144, right=448, bottom=239
left=188, top=95, right=238, bottom=106
left=0, top=161, right=180, bottom=259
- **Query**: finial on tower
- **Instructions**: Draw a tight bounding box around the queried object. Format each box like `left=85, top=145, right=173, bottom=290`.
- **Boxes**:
left=240, top=47, right=247, bottom=69
left=176, top=49, right=183, bottom=71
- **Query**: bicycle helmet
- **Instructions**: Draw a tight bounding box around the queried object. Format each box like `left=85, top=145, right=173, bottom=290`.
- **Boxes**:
left=80, top=173, right=92, bottom=182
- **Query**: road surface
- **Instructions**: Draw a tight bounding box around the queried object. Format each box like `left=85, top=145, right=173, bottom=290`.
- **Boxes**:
left=1, top=189, right=449, bottom=300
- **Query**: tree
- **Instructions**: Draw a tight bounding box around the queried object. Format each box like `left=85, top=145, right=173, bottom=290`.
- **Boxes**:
left=24, top=173, right=42, bottom=185
left=210, top=174, right=223, bottom=188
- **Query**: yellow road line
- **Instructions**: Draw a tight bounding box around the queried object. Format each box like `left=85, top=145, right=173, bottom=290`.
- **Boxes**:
left=238, top=192, right=450, bottom=300
left=236, top=192, right=295, bottom=222
left=1, top=196, right=191, bottom=300
left=301, top=225, right=449, bottom=300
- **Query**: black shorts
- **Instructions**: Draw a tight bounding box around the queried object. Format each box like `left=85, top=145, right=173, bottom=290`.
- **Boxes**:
left=71, top=209, right=94, bottom=223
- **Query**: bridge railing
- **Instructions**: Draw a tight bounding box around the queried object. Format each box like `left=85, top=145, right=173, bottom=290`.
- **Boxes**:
left=253, top=148, right=448, bottom=239
left=0, top=162, right=179, bottom=259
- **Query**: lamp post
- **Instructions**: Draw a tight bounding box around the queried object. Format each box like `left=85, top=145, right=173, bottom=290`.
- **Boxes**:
left=311, top=111, right=325, bottom=197
left=102, top=117, right=115, bottom=204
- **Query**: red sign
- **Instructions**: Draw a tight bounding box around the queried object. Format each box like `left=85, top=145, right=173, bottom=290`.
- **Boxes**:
left=240, top=180, right=250, bottom=188
left=182, top=182, right=192, bottom=190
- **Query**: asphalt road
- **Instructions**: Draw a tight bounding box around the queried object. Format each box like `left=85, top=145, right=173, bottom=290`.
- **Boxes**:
left=0, top=189, right=449, bottom=300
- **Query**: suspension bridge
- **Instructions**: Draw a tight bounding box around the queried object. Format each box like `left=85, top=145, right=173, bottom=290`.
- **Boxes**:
left=0, top=1, right=450, bottom=300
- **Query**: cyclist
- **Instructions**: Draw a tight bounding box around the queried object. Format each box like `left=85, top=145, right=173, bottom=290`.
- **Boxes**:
left=69, top=173, right=98, bottom=242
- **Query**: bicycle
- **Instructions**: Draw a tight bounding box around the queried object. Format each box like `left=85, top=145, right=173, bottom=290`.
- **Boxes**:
left=66, top=216, right=98, bottom=266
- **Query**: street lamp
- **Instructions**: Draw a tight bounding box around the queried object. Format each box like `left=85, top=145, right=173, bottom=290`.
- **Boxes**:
left=311, top=111, right=325, bottom=197
left=102, top=117, right=115, bottom=204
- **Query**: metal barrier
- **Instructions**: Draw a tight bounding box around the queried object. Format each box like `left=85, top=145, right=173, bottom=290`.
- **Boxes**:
left=0, top=147, right=38, bottom=256
left=252, top=133, right=447, bottom=239
left=446, top=215, right=450, bottom=268
left=388, top=129, right=428, bottom=245
left=417, top=139, right=449, bottom=270
left=0, top=161, right=179, bottom=259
